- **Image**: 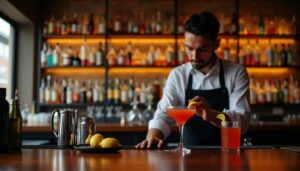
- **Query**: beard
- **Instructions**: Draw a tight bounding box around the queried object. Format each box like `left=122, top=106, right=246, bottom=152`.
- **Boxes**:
left=190, top=53, right=217, bottom=70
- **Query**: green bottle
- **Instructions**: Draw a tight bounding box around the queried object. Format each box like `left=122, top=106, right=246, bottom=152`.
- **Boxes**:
left=8, top=89, right=23, bottom=151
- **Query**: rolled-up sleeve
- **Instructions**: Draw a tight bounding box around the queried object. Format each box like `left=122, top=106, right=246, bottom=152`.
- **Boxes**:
left=148, top=70, right=179, bottom=139
left=223, top=66, right=251, bottom=134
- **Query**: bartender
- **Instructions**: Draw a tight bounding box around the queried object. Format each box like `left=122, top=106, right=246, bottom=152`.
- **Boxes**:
left=136, top=11, right=250, bottom=148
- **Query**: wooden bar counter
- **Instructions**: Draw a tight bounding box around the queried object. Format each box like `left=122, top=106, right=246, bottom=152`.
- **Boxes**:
left=0, top=148, right=300, bottom=170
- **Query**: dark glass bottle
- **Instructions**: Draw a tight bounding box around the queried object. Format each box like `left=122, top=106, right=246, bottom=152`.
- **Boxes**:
left=8, top=89, right=22, bottom=151
left=88, top=13, right=95, bottom=35
left=0, top=88, right=9, bottom=153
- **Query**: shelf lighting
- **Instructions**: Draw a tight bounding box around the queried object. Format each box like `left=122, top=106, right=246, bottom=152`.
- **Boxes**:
left=44, top=67, right=105, bottom=75
left=246, top=67, right=293, bottom=76
left=109, top=67, right=172, bottom=75
left=109, top=38, right=175, bottom=44
left=47, top=38, right=105, bottom=44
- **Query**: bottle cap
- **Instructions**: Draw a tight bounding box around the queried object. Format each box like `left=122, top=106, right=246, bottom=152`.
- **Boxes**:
left=0, top=88, right=6, bottom=97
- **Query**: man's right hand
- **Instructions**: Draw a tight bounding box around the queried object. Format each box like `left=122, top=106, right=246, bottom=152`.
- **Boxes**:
left=135, top=128, right=165, bottom=149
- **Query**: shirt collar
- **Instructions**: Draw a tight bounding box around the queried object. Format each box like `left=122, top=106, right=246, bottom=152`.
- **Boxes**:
left=188, top=58, right=220, bottom=76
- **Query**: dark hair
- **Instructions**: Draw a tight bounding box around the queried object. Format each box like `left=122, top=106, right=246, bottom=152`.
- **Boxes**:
left=184, top=11, right=220, bottom=40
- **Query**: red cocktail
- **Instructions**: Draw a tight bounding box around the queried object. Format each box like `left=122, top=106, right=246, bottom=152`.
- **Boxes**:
left=221, top=121, right=241, bottom=152
left=166, top=106, right=195, bottom=155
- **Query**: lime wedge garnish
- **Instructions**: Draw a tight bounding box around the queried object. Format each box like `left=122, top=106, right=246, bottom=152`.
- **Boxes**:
left=216, top=113, right=226, bottom=126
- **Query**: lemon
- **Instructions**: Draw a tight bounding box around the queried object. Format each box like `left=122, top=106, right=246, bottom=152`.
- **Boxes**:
left=90, top=133, right=104, bottom=148
left=85, top=134, right=92, bottom=144
left=216, top=113, right=226, bottom=126
left=100, top=138, right=119, bottom=148
left=188, top=101, right=199, bottom=108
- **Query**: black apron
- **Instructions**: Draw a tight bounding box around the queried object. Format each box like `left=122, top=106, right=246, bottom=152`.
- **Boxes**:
left=183, top=59, right=229, bottom=146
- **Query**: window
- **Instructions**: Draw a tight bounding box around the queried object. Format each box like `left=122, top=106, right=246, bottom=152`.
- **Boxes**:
left=0, top=16, right=15, bottom=99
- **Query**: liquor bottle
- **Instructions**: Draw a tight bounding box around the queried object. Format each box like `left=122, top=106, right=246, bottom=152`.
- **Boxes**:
left=66, top=78, right=73, bottom=104
left=249, top=78, right=256, bottom=104
left=223, top=40, right=230, bottom=61
left=245, top=41, right=253, bottom=66
left=46, top=45, right=53, bottom=67
left=277, top=80, right=284, bottom=103
left=52, top=43, right=61, bottom=66
left=155, top=11, right=162, bottom=34
left=114, top=14, right=122, bottom=33
left=290, top=15, right=297, bottom=35
left=139, top=12, right=145, bottom=35
left=43, top=20, right=48, bottom=35
left=113, top=78, right=121, bottom=105
left=256, top=82, right=265, bottom=104
left=89, top=46, right=96, bottom=66
left=258, top=14, right=265, bottom=35
left=155, top=47, right=162, bottom=66
left=96, top=43, right=104, bottom=66
left=62, top=47, right=70, bottom=66
left=230, top=13, right=237, bottom=34
left=280, top=44, right=288, bottom=66
left=88, top=13, right=94, bottom=35
left=165, top=44, right=174, bottom=66
left=270, top=81, right=278, bottom=103
left=134, top=81, right=141, bottom=104
left=72, top=51, right=81, bottom=67
left=97, top=14, right=105, bottom=34
left=117, top=49, right=125, bottom=66
left=125, top=42, right=133, bottom=66
left=80, top=82, right=87, bottom=103
left=148, top=45, right=155, bottom=66
left=82, top=13, right=89, bottom=35
left=99, top=81, right=105, bottom=103
left=264, top=80, right=272, bottom=103
left=253, top=40, right=261, bottom=66
left=294, top=81, right=300, bottom=104
left=72, top=80, right=80, bottom=104
left=86, top=80, right=93, bottom=103
left=238, top=46, right=245, bottom=65
left=61, top=13, right=68, bottom=35
left=45, top=75, right=52, bottom=104
left=93, top=80, right=100, bottom=103
left=48, top=16, right=55, bottom=35
left=283, top=79, right=289, bottom=104
left=272, top=44, right=279, bottom=66
left=287, top=44, right=293, bottom=66
left=178, top=44, right=186, bottom=65
left=132, top=14, right=139, bottom=34
left=266, top=40, right=273, bottom=66
left=128, top=77, right=135, bottom=103
left=61, top=78, right=67, bottom=103
left=107, top=79, right=114, bottom=105
left=119, top=80, right=127, bottom=105
left=39, top=78, right=45, bottom=103
left=0, top=88, right=9, bottom=152
left=41, top=42, right=47, bottom=67
left=107, top=47, right=117, bottom=66
left=51, top=79, right=60, bottom=104
left=55, top=17, right=61, bottom=35
left=8, top=89, right=22, bottom=151
left=140, top=82, right=147, bottom=105
left=71, top=13, right=78, bottom=35
left=127, top=14, right=133, bottom=34
left=81, top=37, right=89, bottom=66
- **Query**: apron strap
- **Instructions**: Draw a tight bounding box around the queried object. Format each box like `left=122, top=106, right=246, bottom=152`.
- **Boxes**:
left=187, top=73, right=193, bottom=90
left=219, top=59, right=226, bottom=89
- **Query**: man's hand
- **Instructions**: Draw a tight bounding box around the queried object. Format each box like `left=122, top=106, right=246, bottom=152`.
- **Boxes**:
left=188, top=96, right=215, bottom=121
left=135, top=128, right=165, bottom=149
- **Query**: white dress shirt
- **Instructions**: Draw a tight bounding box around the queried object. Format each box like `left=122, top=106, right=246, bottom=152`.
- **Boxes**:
left=149, top=59, right=251, bottom=139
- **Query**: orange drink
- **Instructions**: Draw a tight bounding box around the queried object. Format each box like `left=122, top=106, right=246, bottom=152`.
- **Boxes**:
left=221, top=121, right=241, bottom=152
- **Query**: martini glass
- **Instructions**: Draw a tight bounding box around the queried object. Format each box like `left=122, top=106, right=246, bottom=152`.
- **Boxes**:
left=166, top=106, right=195, bottom=155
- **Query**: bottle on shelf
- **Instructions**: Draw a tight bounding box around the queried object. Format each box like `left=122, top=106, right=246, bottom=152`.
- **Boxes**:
left=125, top=42, right=133, bottom=66
left=46, top=45, right=54, bottom=67
left=253, top=40, right=261, bottom=66
left=258, top=14, right=265, bottom=35
left=113, top=78, right=121, bottom=105
left=52, top=43, right=61, bottom=66
left=0, top=88, right=9, bottom=152
left=8, top=89, right=22, bottom=151
left=165, top=44, right=174, bottom=66
left=51, top=79, right=60, bottom=104
left=277, top=80, right=284, bottom=104
left=80, top=37, right=89, bottom=66
left=86, top=80, right=93, bottom=103
left=66, top=78, right=73, bottom=104
left=72, top=79, right=80, bottom=104
left=39, top=78, right=45, bottom=103
left=121, top=80, right=129, bottom=105
left=107, top=79, right=114, bottom=105
left=41, top=42, right=47, bottom=67
left=88, top=13, right=94, bottom=35
left=280, top=44, right=288, bottom=66
left=96, top=42, right=104, bottom=66
left=148, top=45, right=155, bottom=66
left=71, top=13, right=78, bottom=35
left=45, top=75, right=52, bottom=104
left=272, top=44, right=279, bottom=66
left=61, top=78, right=67, bottom=103
left=80, top=81, right=87, bottom=103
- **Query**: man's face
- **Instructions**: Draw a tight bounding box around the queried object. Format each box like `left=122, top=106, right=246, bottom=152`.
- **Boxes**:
left=184, top=32, right=220, bottom=70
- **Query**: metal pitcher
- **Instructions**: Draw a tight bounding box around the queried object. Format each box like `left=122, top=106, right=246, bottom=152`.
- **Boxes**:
left=51, top=109, right=78, bottom=147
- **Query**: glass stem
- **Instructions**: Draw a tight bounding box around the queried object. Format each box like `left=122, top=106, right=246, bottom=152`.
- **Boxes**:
left=178, top=125, right=184, bottom=150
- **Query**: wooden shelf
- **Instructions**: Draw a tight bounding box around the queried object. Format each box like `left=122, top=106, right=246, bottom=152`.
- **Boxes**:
left=43, top=34, right=105, bottom=39
left=178, top=34, right=237, bottom=39
left=239, top=34, right=298, bottom=39
left=108, top=34, right=175, bottom=39
left=38, top=103, right=105, bottom=108
left=42, top=66, right=105, bottom=75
